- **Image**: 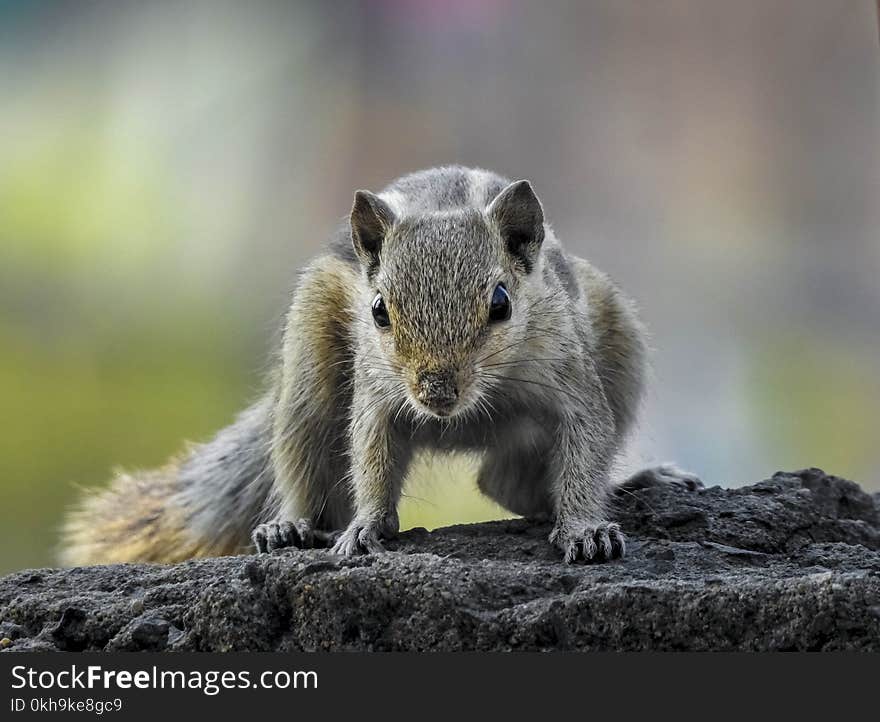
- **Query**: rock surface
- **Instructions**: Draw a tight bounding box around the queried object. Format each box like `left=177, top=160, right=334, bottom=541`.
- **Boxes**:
left=1, top=468, right=879, bottom=651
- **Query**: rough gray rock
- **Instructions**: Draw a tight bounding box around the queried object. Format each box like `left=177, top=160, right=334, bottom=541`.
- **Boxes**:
left=1, top=468, right=878, bottom=652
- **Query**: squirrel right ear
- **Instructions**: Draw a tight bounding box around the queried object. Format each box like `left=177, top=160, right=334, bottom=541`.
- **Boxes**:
left=351, top=190, right=396, bottom=271
left=487, top=180, right=545, bottom=273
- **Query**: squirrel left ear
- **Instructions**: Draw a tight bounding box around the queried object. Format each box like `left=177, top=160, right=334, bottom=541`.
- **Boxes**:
left=487, top=180, right=545, bottom=273
left=351, top=190, right=396, bottom=272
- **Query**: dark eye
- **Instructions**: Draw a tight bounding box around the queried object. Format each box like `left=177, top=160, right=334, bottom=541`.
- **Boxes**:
left=372, top=293, right=391, bottom=329
left=489, top=283, right=512, bottom=323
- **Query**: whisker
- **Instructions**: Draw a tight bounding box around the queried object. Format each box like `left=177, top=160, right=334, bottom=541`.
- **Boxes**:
left=481, top=357, right=572, bottom=370
left=482, top=372, right=583, bottom=404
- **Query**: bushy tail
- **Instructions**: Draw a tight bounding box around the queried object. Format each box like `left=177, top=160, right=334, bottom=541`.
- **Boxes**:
left=59, top=395, right=278, bottom=566
left=60, top=464, right=201, bottom=566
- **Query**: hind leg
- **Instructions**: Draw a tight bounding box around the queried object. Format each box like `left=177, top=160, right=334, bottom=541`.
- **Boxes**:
left=254, top=256, right=359, bottom=553
left=618, top=463, right=703, bottom=492
left=572, top=262, right=702, bottom=495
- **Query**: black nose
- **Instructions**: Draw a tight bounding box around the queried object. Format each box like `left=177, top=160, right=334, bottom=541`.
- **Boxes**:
left=416, top=370, right=459, bottom=413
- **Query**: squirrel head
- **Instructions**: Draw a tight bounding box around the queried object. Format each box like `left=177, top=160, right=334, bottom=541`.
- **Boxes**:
left=350, top=179, right=548, bottom=419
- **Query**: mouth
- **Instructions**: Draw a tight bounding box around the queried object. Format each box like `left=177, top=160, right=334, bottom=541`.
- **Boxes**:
left=410, top=383, right=485, bottom=420
left=413, top=397, right=458, bottom=419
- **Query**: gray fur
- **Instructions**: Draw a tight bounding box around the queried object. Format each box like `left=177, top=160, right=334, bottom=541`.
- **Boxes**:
left=258, top=165, right=658, bottom=563
left=63, top=165, right=697, bottom=567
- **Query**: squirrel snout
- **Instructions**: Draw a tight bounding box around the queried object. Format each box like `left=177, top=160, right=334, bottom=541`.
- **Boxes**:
left=415, top=369, right=459, bottom=416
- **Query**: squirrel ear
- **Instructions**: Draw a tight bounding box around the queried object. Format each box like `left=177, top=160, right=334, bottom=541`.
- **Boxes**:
left=351, top=190, right=396, bottom=270
left=487, top=180, right=545, bottom=273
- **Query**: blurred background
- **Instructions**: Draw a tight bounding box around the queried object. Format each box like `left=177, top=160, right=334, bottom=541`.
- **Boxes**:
left=1, top=0, right=878, bottom=573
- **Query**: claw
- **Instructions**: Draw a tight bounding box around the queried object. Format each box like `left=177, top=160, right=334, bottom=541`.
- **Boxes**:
left=358, top=527, right=385, bottom=554
left=551, top=521, right=626, bottom=564
left=596, top=527, right=613, bottom=560
left=253, top=526, right=268, bottom=554
left=581, top=535, right=598, bottom=560
left=610, top=526, right=626, bottom=558
left=251, top=518, right=318, bottom=553
left=332, top=519, right=389, bottom=557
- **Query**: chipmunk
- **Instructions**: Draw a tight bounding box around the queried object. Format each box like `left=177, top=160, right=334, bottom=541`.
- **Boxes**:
left=61, top=166, right=699, bottom=567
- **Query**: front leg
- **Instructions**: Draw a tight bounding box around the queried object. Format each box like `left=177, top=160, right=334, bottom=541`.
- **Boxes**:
left=549, top=399, right=625, bottom=564
left=331, top=387, right=411, bottom=557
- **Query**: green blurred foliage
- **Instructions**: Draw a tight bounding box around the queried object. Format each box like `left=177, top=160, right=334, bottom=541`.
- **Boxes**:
left=0, top=317, right=251, bottom=572
left=749, top=334, right=880, bottom=481
left=0, top=128, right=176, bottom=275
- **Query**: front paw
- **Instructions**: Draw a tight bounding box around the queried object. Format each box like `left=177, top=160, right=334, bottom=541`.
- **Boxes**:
left=550, top=521, right=626, bottom=563
left=252, top=518, right=315, bottom=553
left=331, top=518, right=388, bottom=557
